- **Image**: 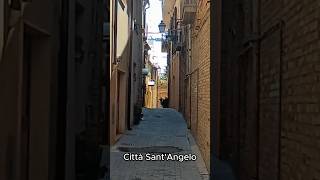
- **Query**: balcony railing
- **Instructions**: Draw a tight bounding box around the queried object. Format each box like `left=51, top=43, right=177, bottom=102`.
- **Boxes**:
left=181, top=0, right=197, bottom=24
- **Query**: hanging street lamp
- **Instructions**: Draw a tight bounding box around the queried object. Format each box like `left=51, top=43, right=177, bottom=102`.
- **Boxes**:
left=158, top=20, right=166, bottom=33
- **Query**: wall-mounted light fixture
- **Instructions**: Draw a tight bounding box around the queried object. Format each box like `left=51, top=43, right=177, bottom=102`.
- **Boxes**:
left=158, top=20, right=166, bottom=33
left=142, top=68, right=149, bottom=76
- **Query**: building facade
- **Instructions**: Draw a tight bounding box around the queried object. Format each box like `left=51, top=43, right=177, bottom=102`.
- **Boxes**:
left=157, top=74, right=168, bottom=107
left=110, top=0, right=148, bottom=144
left=0, top=0, right=105, bottom=180
left=144, top=58, right=159, bottom=108
left=218, top=0, right=320, bottom=180
left=0, top=1, right=61, bottom=179
left=162, top=0, right=211, bottom=169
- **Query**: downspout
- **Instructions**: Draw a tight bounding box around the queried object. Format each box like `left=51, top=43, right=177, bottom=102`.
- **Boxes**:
left=256, top=0, right=261, bottom=179
left=168, top=42, right=172, bottom=106
left=110, top=0, right=118, bottom=146
left=142, top=0, right=150, bottom=108
left=157, top=68, right=159, bottom=108
left=113, top=1, right=118, bottom=65
left=127, top=0, right=134, bottom=130
left=278, top=20, right=284, bottom=180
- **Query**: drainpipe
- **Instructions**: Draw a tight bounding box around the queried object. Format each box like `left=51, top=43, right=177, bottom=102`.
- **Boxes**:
left=256, top=0, right=261, bottom=180
left=256, top=0, right=261, bottom=178
left=278, top=20, right=284, bottom=180
left=157, top=68, right=159, bottom=108
left=113, top=1, right=118, bottom=65
left=127, top=0, right=134, bottom=130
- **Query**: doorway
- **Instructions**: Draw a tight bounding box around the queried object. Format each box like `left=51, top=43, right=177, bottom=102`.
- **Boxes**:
left=116, top=72, right=121, bottom=135
left=259, top=28, right=281, bottom=180
left=21, top=24, right=52, bottom=180
left=238, top=48, right=258, bottom=180
left=116, top=71, right=126, bottom=136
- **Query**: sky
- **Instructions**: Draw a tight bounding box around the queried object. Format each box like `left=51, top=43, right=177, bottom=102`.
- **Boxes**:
left=146, top=0, right=167, bottom=73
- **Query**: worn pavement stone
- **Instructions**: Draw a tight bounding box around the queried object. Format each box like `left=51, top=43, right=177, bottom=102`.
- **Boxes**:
left=102, top=108, right=209, bottom=180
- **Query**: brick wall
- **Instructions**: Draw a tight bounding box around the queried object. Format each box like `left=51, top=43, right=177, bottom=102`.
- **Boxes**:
left=220, top=0, right=320, bottom=179
left=162, top=0, right=177, bottom=27
left=163, top=0, right=211, bottom=171
left=190, top=1, right=210, bottom=169
left=259, top=27, right=281, bottom=180
left=260, top=1, right=320, bottom=179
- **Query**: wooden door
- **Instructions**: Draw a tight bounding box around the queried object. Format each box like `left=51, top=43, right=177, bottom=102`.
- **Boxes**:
left=239, top=48, right=258, bottom=180
left=259, top=28, right=281, bottom=180
left=116, top=72, right=121, bottom=135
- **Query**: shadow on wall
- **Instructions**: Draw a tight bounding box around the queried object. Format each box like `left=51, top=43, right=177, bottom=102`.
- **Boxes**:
left=110, top=31, right=134, bottom=142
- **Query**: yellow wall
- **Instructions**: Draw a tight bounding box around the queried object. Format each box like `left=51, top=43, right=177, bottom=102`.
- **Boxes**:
left=190, top=1, right=210, bottom=170
left=110, top=1, right=131, bottom=144
left=116, top=2, right=129, bottom=58
left=144, top=62, right=159, bottom=108
left=162, top=0, right=176, bottom=28
left=162, top=0, right=183, bottom=28
left=163, top=0, right=211, bottom=170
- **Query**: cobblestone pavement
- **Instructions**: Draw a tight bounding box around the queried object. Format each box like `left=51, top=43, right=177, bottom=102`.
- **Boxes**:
left=103, top=108, right=209, bottom=180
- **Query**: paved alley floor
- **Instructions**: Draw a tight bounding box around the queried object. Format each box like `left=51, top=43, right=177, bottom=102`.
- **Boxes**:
left=107, top=108, right=209, bottom=180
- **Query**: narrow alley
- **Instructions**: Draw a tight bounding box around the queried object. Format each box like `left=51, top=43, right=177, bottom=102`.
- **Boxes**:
left=108, top=108, right=209, bottom=180
left=1, top=0, right=320, bottom=180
